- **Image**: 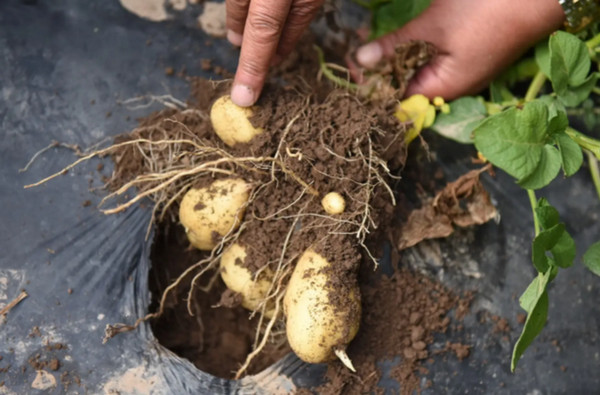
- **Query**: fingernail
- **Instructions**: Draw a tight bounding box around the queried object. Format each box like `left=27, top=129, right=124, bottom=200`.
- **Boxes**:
left=227, top=30, right=243, bottom=47
left=356, top=42, right=383, bottom=68
left=231, top=84, right=256, bottom=107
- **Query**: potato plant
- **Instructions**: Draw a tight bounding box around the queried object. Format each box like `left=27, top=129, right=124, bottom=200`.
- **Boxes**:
left=366, top=2, right=600, bottom=371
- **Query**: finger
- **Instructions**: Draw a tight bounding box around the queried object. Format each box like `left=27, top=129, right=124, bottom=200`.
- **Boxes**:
left=231, top=0, right=292, bottom=107
left=225, top=0, right=250, bottom=46
left=275, top=0, right=323, bottom=58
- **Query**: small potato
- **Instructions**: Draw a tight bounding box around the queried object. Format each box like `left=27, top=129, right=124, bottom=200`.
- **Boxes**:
left=321, top=192, right=346, bottom=215
left=284, top=248, right=360, bottom=365
left=179, top=178, right=250, bottom=250
left=210, top=95, right=263, bottom=147
left=220, top=243, right=275, bottom=318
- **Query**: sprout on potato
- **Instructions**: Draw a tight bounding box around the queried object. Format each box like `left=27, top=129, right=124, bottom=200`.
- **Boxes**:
left=284, top=248, right=360, bottom=370
left=179, top=178, right=250, bottom=250
left=321, top=192, right=346, bottom=215
left=210, top=95, right=263, bottom=147
left=220, top=243, right=276, bottom=318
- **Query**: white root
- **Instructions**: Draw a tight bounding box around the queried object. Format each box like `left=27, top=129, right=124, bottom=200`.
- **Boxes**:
left=334, top=349, right=356, bottom=373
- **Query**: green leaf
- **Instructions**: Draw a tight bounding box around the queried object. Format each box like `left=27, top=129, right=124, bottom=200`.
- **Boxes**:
left=583, top=241, right=600, bottom=276
left=557, top=73, right=598, bottom=107
left=538, top=95, right=566, bottom=118
left=550, top=231, right=576, bottom=268
left=535, top=198, right=560, bottom=229
left=431, top=97, right=487, bottom=144
left=532, top=223, right=565, bottom=272
left=511, top=290, right=549, bottom=371
left=474, top=101, right=550, bottom=180
left=549, top=31, right=591, bottom=90
left=512, top=269, right=552, bottom=371
left=554, top=133, right=583, bottom=176
left=535, top=39, right=550, bottom=77
left=370, top=0, right=431, bottom=38
left=519, top=275, right=541, bottom=312
left=517, top=145, right=561, bottom=190
left=547, top=112, right=568, bottom=136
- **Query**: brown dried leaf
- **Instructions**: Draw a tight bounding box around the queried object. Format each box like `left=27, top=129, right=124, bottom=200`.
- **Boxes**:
left=398, top=165, right=497, bottom=250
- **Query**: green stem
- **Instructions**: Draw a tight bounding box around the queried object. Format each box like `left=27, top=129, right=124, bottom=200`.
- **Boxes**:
left=588, top=150, right=600, bottom=201
left=527, top=189, right=540, bottom=236
left=566, top=127, right=600, bottom=160
left=586, top=32, right=600, bottom=50
left=593, top=86, right=600, bottom=96
left=314, top=46, right=359, bottom=91
left=524, top=72, right=547, bottom=102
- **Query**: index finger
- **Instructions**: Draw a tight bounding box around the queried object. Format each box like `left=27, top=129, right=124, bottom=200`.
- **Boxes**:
left=230, top=0, right=292, bottom=107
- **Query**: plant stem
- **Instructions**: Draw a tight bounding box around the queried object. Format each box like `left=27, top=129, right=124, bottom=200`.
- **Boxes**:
left=313, top=45, right=359, bottom=91
left=527, top=189, right=540, bottom=236
left=586, top=32, right=600, bottom=51
left=524, top=72, right=547, bottom=102
left=566, top=127, right=600, bottom=160
left=588, top=150, right=600, bottom=201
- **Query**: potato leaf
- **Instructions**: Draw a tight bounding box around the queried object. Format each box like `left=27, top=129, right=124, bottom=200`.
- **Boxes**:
left=549, top=31, right=591, bottom=90
left=583, top=241, right=600, bottom=276
left=550, top=231, right=576, bottom=268
left=555, top=133, right=583, bottom=176
left=548, top=31, right=595, bottom=107
left=474, top=101, right=550, bottom=180
left=547, top=111, right=568, bottom=136
left=370, top=0, right=431, bottom=39
left=557, top=73, right=599, bottom=107
left=512, top=269, right=552, bottom=371
left=532, top=223, right=565, bottom=273
left=535, top=198, right=560, bottom=229
left=533, top=199, right=576, bottom=269
left=431, top=97, right=487, bottom=144
left=512, top=289, right=549, bottom=371
left=538, top=95, right=566, bottom=118
left=517, top=145, right=561, bottom=190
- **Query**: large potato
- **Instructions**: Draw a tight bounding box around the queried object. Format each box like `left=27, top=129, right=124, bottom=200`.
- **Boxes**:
left=179, top=178, right=250, bottom=250
left=210, top=95, right=263, bottom=147
left=220, top=243, right=275, bottom=318
left=284, top=248, right=361, bottom=365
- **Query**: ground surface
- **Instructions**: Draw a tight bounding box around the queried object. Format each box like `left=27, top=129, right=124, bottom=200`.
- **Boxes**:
left=1, top=1, right=600, bottom=394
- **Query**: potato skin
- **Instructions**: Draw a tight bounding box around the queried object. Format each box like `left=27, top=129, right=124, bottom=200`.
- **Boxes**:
left=284, top=248, right=361, bottom=363
left=179, top=178, right=250, bottom=250
left=210, top=95, right=262, bottom=147
left=321, top=192, right=346, bottom=215
left=220, top=243, right=275, bottom=318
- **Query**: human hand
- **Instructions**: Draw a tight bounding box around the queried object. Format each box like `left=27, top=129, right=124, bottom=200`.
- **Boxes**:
left=226, top=0, right=324, bottom=107
left=355, top=0, right=566, bottom=100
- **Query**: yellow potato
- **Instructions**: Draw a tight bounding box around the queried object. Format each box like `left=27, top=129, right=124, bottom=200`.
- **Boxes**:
left=210, top=95, right=263, bottom=147
left=220, top=243, right=275, bottom=318
left=321, top=192, right=346, bottom=215
left=284, top=248, right=361, bottom=366
left=179, top=178, right=250, bottom=250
